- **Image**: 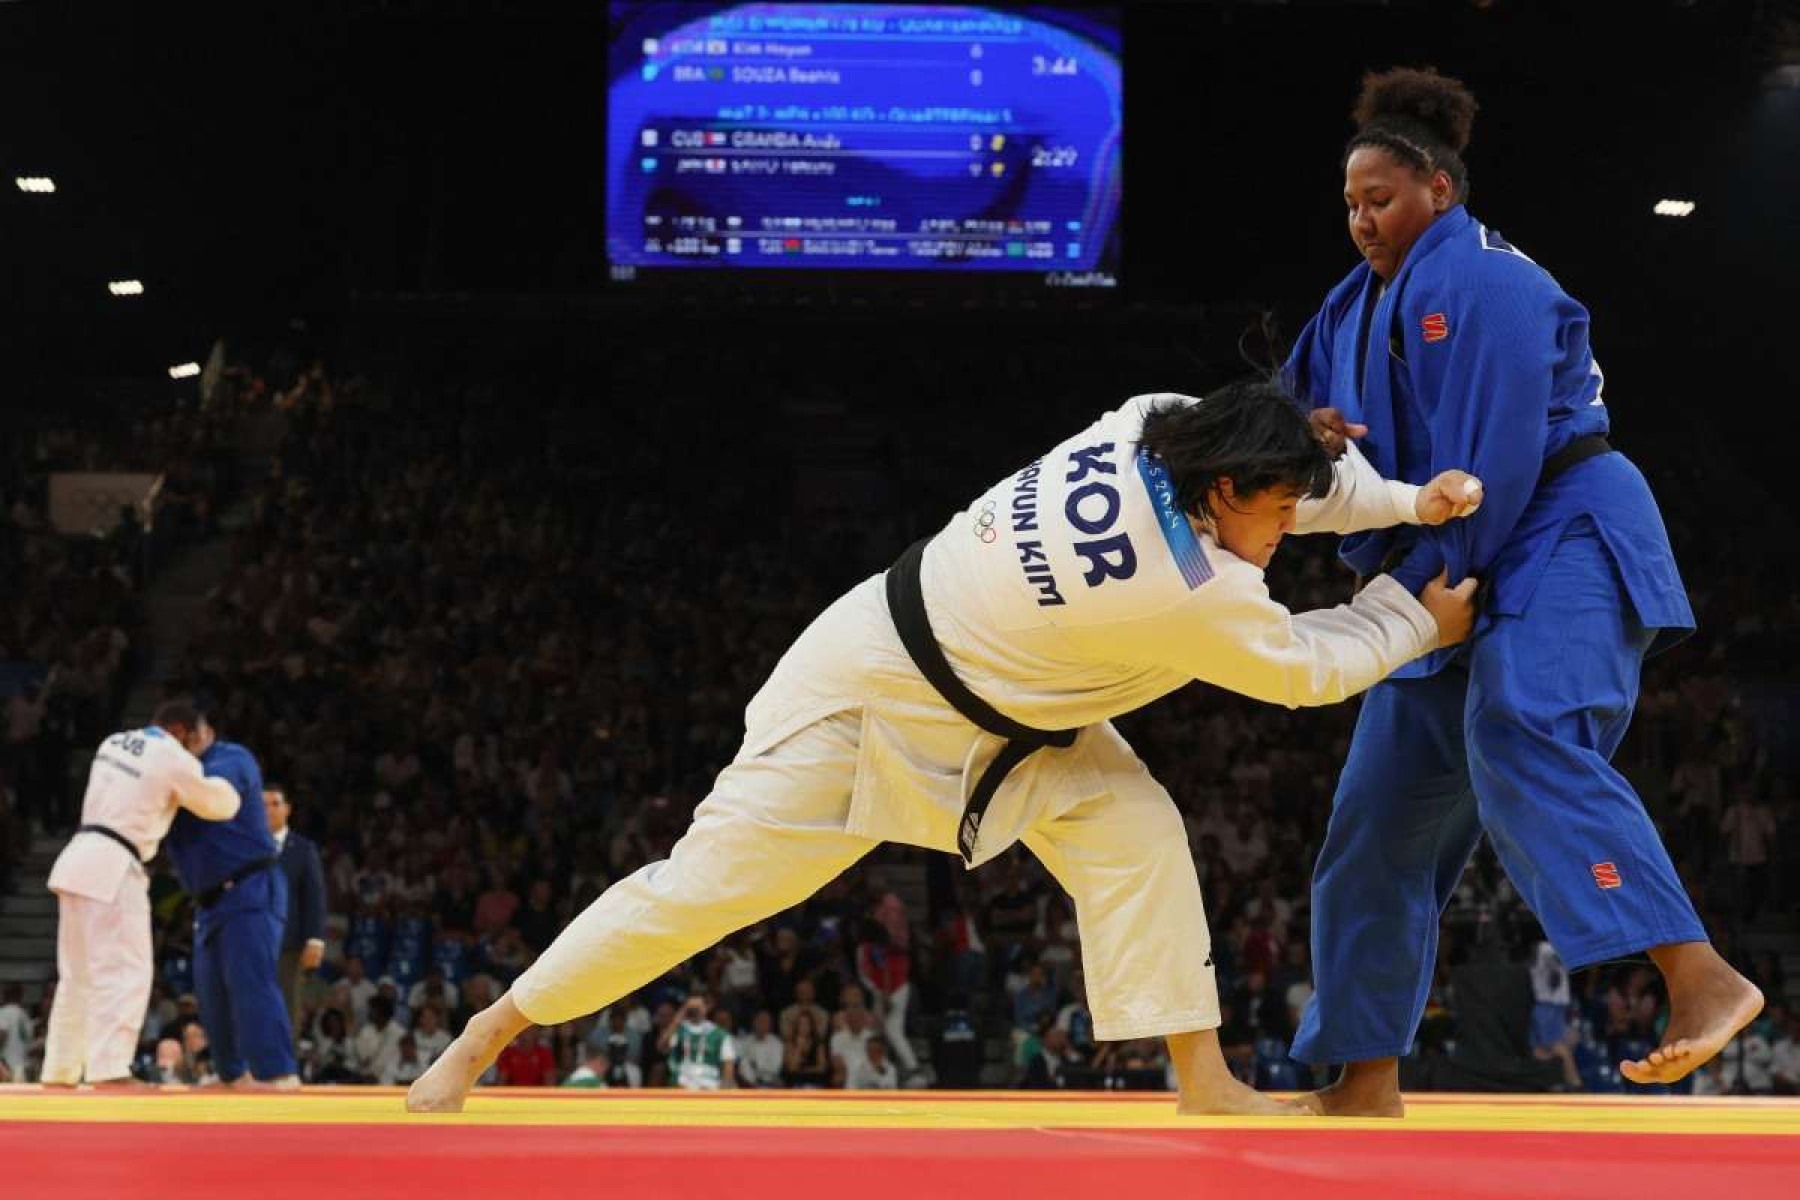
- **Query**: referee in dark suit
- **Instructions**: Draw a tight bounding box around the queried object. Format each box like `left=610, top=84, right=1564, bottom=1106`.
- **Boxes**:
left=264, top=783, right=326, bottom=1034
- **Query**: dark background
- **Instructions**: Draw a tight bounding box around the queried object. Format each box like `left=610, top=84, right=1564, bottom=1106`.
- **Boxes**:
left=4, top=0, right=1797, bottom=483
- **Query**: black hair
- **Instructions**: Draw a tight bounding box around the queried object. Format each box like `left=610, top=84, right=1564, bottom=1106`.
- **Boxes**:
left=1136, top=378, right=1333, bottom=521
left=265, top=782, right=290, bottom=804
left=1345, top=66, right=1478, bottom=202
left=152, top=698, right=201, bottom=733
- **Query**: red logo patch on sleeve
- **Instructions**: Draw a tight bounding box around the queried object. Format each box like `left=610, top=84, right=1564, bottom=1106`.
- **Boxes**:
left=1592, top=862, right=1622, bottom=889
left=1421, top=313, right=1450, bottom=343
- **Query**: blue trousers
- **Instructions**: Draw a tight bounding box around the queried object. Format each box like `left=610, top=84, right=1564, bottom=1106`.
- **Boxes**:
left=1293, top=521, right=1704, bottom=1066
left=194, top=904, right=297, bottom=1081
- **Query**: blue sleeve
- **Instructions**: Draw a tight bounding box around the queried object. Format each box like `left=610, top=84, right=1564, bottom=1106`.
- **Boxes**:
left=238, top=748, right=265, bottom=804
left=216, top=744, right=265, bottom=809
left=202, top=748, right=240, bottom=797
left=1388, top=282, right=1560, bottom=594
left=1282, top=305, right=1335, bottom=412
left=300, top=840, right=328, bottom=942
left=1283, top=272, right=1363, bottom=413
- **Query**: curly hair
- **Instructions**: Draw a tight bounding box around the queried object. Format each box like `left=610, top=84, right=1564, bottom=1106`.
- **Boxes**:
left=1345, top=66, right=1479, bottom=201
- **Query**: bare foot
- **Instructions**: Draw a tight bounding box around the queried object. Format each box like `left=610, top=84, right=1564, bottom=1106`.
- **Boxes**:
left=407, top=994, right=531, bottom=1114
left=1296, top=1082, right=1405, bottom=1118
left=1165, top=1028, right=1304, bottom=1116
left=1296, top=1058, right=1405, bottom=1118
left=1622, top=945, right=1763, bottom=1086
left=229, top=1075, right=302, bottom=1091
left=407, top=1028, right=504, bottom=1113
left=1175, top=1077, right=1305, bottom=1117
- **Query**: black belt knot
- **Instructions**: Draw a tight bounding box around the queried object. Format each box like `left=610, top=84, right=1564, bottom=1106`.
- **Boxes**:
left=195, top=855, right=280, bottom=909
left=884, top=537, right=1078, bottom=864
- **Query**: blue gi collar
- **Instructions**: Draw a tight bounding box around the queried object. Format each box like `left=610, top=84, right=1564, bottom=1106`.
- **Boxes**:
left=1388, top=204, right=1471, bottom=289
left=1345, top=206, right=1474, bottom=515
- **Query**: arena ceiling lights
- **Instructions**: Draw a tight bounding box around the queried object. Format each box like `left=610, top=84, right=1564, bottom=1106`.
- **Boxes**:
left=168, top=362, right=201, bottom=379
left=15, top=176, right=56, bottom=193
left=1653, top=199, right=1697, bottom=217
left=107, top=279, right=145, bottom=296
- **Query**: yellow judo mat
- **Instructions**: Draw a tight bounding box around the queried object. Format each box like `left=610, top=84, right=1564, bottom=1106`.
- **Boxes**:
left=3, top=1087, right=1796, bottom=1199
left=2, top=1084, right=1797, bottom=1132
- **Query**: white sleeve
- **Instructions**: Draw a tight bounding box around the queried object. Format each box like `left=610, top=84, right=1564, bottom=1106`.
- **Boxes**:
left=1293, top=442, right=1421, bottom=536
left=1119, top=560, right=1438, bottom=709
left=161, top=745, right=242, bottom=820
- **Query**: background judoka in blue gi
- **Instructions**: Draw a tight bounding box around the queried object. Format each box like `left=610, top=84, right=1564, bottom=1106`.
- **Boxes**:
left=1280, top=67, right=1761, bottom=1108
left=163, top=710, right=299, bottom=1084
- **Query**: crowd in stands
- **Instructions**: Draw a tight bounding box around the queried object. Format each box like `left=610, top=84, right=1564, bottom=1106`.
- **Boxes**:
left=0, top=382, right=250, bottom=894
left=2, top=326, right=1795, bottom=1095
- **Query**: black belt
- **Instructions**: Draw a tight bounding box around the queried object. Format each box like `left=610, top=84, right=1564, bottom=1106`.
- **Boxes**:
left=885, top=538, right=1078, bottom=864
left=195, top=855, right=279, bottom=909
left=78, top=824, right=149, bottom=865
left=1538, top=434, right=1611, bottom=488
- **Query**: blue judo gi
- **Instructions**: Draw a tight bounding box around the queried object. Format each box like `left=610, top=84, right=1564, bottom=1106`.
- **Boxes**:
left=1282, top=205, right=1704, bottom=1065
left=164, top=739, right=297, bottom=1080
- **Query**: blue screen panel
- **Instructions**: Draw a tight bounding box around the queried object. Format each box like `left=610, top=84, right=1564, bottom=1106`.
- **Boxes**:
left=606, top=4, right=1122, bottom=287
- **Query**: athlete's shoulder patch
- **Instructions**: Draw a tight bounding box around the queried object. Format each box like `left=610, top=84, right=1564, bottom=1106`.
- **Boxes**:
left=1136, top=450, right=1213, bottom=590
left=1421, top=312, right=1450, bottom=343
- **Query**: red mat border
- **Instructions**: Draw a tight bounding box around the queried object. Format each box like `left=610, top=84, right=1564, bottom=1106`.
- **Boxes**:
left=2, top=1121, right=1795, bottom=1200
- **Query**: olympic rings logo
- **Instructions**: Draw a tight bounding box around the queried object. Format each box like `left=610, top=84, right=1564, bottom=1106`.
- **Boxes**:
left=971, top=499, right=999, bottom=543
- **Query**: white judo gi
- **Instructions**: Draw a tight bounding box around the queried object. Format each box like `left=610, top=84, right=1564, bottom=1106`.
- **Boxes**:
left=513, top=394, right=1437, bottom=1041
left=42, top=728, right=240, bottom=1084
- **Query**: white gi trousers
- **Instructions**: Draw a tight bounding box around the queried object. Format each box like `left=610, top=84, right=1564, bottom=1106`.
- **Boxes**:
left=512, top=709, right=1218, bottom=1043
left=42, top=870, right=153, bottom=1084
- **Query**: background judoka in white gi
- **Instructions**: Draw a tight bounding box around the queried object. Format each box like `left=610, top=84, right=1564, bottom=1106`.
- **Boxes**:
left=41, top=703, right=241, bottom=1085
left=409, top=382, right=1482, bottom=1114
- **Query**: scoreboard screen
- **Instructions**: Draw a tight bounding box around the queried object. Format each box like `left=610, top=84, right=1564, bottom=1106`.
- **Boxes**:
left=606, top=4, right=1123, bottom=288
